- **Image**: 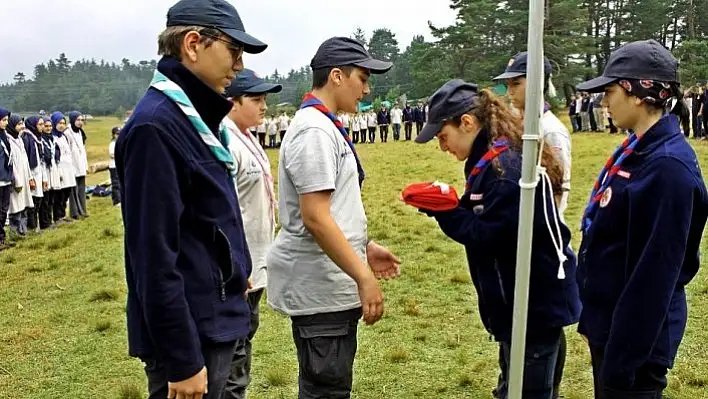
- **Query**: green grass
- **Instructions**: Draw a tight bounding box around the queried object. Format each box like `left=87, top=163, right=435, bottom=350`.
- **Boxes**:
left=1, top=117, right=708, bottom=398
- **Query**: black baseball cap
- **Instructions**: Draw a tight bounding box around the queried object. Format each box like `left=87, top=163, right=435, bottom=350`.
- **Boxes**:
left=225, top=69, right=282, bottom=97
left=415, top=79, right=478, bottom=143
left=577, top=40, right=678, bottom=93
left=493, top=51, right=552, bottom=80
left=310, top=37, right=393, bottom=74
left=167, top=0, right=267, bottom=54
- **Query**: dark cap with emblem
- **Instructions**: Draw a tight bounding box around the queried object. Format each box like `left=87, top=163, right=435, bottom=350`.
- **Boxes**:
left=415, top=79, right=479, bottom=143
left=493, top=51, right=552, bottom=81
left=166, top=0, right=267, bottom=54
left=577, top=40, right=678, bottom=93
left=225, top=69, right=282, bottom=97
left=310, top=37, right=393, bottom=74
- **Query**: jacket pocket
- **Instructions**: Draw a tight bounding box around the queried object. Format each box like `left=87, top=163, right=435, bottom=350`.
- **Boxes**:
left=213, top=225, right=235, bottom=301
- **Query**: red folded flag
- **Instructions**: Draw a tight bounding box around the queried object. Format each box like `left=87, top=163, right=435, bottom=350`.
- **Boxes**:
left=402, top=181, right=459, bottom=211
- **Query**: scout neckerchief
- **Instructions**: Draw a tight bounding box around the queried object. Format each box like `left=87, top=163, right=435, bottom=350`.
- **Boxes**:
left=466, top=138, right=510, bottom=191
left=581, top=133, right=640, bottom=233
left=150, top=70, right=235, bottom=177
left=299, top=93, right=365, bottom=186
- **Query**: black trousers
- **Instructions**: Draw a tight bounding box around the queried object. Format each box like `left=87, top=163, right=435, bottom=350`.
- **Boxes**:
left=39, top=190, right=55, bottom=229
left=292, top=308, right=362, bottom=399
left=27, top=196, right=43, bottom=231
left=379, top=125, right=388, bottom=142
left=258, top=133, right=266, bottom=148
left=589, top=344, right=667, bottom=399
left=404, top=122, right=413, bottom=140
left=0, top=185, right=10, bottom=243
left=109, top=168, right=121, bottom=205
left=53, top=187, right=71, bottom=221
left=415, top=121, right=424, bottom=136
left=143, top=341, right=236, bottom=399
left=225, top=289, right=264, bottom=399
left=368, top=127, right=376, bottom=143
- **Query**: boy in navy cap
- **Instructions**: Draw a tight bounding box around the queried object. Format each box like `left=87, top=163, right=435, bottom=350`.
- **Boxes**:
left=220, top=69, right=281, bottom=399
left=576, top=39, right=708, bottom=398
left=414, top=79, right=580, bottom=399
left=115, top=0, right=266, bottom=398
left=267, top=37, right=400, bottom=398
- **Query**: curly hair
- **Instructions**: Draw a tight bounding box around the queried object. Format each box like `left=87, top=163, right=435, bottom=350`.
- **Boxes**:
left=449, top=89, right=565, bottom=194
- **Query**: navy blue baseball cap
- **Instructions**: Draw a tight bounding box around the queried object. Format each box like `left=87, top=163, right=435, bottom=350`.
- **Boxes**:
left=225, top=69, right=282, bottom=97
left=167, top=0, right=267, bottom=54
left=493, top=51, right=552, bottom=81
left=577, top=40, right=678, bottom=93
left=415, top=79, right=479, bottom=143
left=310, top=37, right=393, bottom=74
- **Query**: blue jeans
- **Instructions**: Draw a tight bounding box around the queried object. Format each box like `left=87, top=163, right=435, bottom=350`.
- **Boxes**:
left=495, top=328, right=562, bottom=399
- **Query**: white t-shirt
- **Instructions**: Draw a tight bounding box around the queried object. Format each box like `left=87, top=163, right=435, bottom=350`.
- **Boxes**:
left=340, top=113, right=351, bottom=129
left=108, top=140, right=116, bottom=169
left=367, top=113, right=377, bottom=127
left=224, top=118, right=276, bottom=292
left=352, top=115, right=360, bottom=131
left=267, top=107, right=367, bottom=316
left=391, top=108, right=403, bottom=124
left=278, top=115, right=289, bottom=131
left=268, top=119, right=278, bottom=136
left=542, top=111, right=572, bottom=219
left=256, top=120, right=267, bottom=133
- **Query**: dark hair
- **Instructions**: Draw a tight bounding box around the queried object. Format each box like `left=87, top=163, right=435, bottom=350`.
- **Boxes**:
left=447, top=89, right=564, bottom=194
left=668, top=89, right=690, bottom=135
left=157, top=26, right=219, bottom=59
left=312, top=66, right=354, bottom=89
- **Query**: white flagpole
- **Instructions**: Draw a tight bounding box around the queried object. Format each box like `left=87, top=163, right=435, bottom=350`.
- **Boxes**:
left=508, top=0, right=546, bottom=397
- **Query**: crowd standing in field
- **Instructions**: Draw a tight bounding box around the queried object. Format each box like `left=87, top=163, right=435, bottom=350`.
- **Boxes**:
left=3, top=0, right=706, bottom=398
left=0, top=108, right=91, bottom=251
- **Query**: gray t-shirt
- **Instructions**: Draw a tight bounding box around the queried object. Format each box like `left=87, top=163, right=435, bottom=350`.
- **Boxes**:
left=267, top=107, right=367, bottom=316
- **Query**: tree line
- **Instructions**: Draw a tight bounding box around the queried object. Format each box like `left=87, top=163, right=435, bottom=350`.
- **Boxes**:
left=2, top=0, right=707, bottom=115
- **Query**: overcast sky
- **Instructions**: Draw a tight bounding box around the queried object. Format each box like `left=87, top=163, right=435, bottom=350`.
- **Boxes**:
left=0, top=0, right=456, bottom=84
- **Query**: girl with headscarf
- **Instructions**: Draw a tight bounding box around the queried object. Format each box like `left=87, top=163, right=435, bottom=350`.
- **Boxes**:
left=0, top=107, right=15, bottom=249
left=39, top=117, right=61, bottom=229
left=67, top=111, right=88, bottom=218
left=23, top=116, right=48, bottom=232
left=6, top=114, right=34, bottom=236
left=50, top=111, right=76, bottom=223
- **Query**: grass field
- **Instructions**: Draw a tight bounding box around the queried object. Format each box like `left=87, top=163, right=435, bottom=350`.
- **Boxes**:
left=1, top=116, right=707, bottom=398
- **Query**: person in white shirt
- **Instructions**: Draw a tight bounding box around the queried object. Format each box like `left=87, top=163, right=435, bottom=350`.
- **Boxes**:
left=339, top=111, right=351, bottom=139
left=49, top=112, right=76, bottom=224
left=256, top=117, right=267, bottom=148
left=278, top=112, right=289, bottom=142
left=108, top=127, right=121, bottom=206
left=66, top=111, right=88, bottom=219
left=222, top=69, right=282, bottom=399
left=267, top=116, right=278, bottom=148
left=268, top=36, right=400, bottom=398
left=22, top=116, right=48, bottom=232
left=351, top=112, right=360, bottom=143
left=358, top=113, right=367, bottom=144
left=390, top=104, right=403, bottom=141
left=39, top=117, right=61, bottom=229
left=366, top=110, right=377, bottom=143
left=5, top=115, right=33, bottom=236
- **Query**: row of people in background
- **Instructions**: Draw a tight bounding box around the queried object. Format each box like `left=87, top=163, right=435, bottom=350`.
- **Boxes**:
left=568, top=92, right=609, bottom=133
left=684, top=83, right=708, bottom=139
left=336, top=102, right=429, bottom=144
left=0, top=108, right=89, bottom=250
left=249, top=111, right=290, bottom=148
